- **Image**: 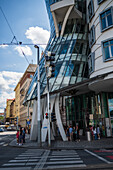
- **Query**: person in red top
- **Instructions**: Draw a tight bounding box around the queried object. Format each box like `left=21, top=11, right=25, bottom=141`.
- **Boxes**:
left=16, top=130, right=19, bottom=144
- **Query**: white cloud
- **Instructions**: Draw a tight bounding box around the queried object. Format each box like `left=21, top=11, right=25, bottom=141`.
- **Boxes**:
left=14, top=46, right=32, bottom=57
left=0, top=71, right=23, bottom=112
left=25, top=26, right=50, bottom=49
left=0, top=44, right=8, bottom=48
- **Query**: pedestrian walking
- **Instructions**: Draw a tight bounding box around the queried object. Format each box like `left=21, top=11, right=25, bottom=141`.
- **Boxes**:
left=93, top=126, right=97, bottom=140
left=97, top=124, right=100, bottom=139
left=69, top=125, right=73, bottom=141
left=22, top=127, right=26, bottom=143
left=19, top=127, right=23, bottom=146
left=90, top=125, right=94, bottom=140
left=76, top=124, right=80, bottom=142
left=73, top=126, right=77, bottom=141
left=66, top=127, right=70, bottom=141
left=16, top=130, right=19, bottom=144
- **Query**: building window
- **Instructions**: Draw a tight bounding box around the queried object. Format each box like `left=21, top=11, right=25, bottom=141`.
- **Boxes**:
left=59, top=41, right=70, bottom=54
left=70, top=42, right=84, bottom=54
left=88, top=52, right=95, bottom=74
left=88, top=0, right=94, bottom=21
left=89, top=25, right=95, bottom=47
left=102, top=39, right=113, bottom=61
left=100, top=7, right=113, bottom=32
left=98, top=0, right=105, bottom=4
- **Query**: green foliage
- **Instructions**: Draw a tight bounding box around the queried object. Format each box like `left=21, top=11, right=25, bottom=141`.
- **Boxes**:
left=0, top=116, right=4, bottom=121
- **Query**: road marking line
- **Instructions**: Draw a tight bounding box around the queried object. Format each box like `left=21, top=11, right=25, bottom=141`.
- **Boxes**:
left=0, top=136, right=7, bottom=140
left=48, top=155, right=79, bottom=158
left=50, top=157, right=80, bottom=161
left=26, top=163, right=37, bottom=166
left=0, top=142, right=5, bottom=145
left=15, top=157, right=40, bottom=159
left=0, top=167, right=32, bottom=170
left=9, top=159, right=38, bottom=163
left=85, top=149, right=113, bottom=164
left=18, top=154, right=41, bottom=157
left=3, top=144, right=8, bottom=146
left=51, top=153, right=78, bottom=156
left=2, top=163, right=26, bottom=166
left=45, top=160, right=83, bottom=164
left=34, top=150, right=50, bottom=170
left=46, top=164, right=86, bottom=169
left=9, top=160, right=28, bottom=162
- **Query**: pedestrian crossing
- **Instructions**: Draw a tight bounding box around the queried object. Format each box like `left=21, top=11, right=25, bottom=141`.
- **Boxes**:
left=1, top=149, right=86, bottom=169
left=2, top=149, right=44, bottom=169
left=45, top=150, right=86, bottom=169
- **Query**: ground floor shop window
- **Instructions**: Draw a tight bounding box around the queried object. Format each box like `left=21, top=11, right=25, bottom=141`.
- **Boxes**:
left=65, top=93, right=107, bottom=137
left=108, top=93, right=113, bottom=136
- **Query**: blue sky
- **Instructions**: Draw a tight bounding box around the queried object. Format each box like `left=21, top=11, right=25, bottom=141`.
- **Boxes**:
left=0, top=0, right=50, bottom=112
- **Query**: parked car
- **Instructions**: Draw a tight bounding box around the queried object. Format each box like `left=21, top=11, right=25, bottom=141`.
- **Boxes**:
left=7, top=126, right=12, bottom=131
left=0, top=128, right=4, bottom=132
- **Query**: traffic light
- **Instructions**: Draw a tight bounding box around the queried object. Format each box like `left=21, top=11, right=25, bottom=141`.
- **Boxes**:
left=45, top=51, right=55, bottom=78
left=51, top=112, right=56, bottom=122
left=45, top=113, right=48, bottom=119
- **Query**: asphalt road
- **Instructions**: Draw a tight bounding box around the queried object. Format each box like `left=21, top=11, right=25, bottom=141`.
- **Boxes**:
left=0, top=132, right=113, bottom=170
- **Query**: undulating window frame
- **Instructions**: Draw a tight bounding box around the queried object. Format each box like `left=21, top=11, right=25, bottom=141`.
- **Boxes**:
left=89, top=25, right=95, bottom=48
left=100, top=6, right=113, bottom=32
left=102, top=38, right=113, bottom=62
left=88, top=52, right=95, bottom=74
left=88, top=0, right=95, bottom=22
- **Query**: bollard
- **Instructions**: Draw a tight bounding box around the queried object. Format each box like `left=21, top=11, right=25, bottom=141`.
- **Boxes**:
left=87, top=131, right=91, bottom=141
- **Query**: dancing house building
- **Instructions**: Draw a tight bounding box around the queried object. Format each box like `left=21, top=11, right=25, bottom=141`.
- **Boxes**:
left=25, top=0, right=113, bottom=141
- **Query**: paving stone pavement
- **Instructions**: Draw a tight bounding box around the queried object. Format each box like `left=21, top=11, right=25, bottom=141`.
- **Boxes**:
left=9, top=134, right=113, bottom=150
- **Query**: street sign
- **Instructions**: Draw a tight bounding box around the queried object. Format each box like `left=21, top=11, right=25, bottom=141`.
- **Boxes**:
left=43, top=127, right=47, bottom=129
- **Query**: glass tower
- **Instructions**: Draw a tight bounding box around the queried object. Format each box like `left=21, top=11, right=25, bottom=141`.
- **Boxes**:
left=25, top=0, right=89, bottom=101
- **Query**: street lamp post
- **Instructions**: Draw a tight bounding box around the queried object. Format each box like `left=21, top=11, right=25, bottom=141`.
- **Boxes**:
left=34, top=45, right=41, bottom=146
left=47, top=77, right=51, bottom=147
left=27, top=101, right=30, bottom=133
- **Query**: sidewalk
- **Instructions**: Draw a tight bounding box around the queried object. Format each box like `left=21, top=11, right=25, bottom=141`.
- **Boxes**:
left=9, top=134, right=113, bottom=150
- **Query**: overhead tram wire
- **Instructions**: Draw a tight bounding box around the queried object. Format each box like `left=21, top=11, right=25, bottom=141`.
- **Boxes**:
left=0, top=43, right=48, bottom=46
left=0, top=6, right=15, bottom=38
left=0, top=6, right=38, bottom=72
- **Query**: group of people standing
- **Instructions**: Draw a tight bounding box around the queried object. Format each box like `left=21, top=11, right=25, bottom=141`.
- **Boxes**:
left=66, top=125, right=80, bottom=142
left=16, top=127, right=26, bottom=146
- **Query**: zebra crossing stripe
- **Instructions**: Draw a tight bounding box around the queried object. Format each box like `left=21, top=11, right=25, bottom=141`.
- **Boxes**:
left=9, top=159, right=38, bottom=163
left=48, top=155, right=79, bottom=158
left=15, top=157, right=40, bottom=159
left=3, top=143, right=8, bottom=146
left=51, top=153, right=78, bottom=156
left=0, top=168, right=32, bottom=170
left=50, top=157, right=80, bottom=161
left=0, top=142, right=5, bottom=145
left=46, top=164, right=86, bottom=169
left=3, top=163, right=26, bottom=166
left=45, top=160, right=83, bottom=164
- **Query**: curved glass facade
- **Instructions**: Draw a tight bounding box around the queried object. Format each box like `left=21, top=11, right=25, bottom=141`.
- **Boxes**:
left=25, top=0, right=89, bottom=101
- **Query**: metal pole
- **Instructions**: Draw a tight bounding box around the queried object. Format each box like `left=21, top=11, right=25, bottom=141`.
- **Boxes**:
left=17, top=116, right=18, bottom=130
left=36, top=46, right=41, bottom=146
left=28, top=101, right=29, bottom=133
left=47, top=78, right=51, bottom=147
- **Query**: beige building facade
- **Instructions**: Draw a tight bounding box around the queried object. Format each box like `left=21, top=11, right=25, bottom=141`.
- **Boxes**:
left=19, top=64, right=37, bottom=127
left=6, top=99, right=15, bottom=123
left=14, top=83, right=21, bottom=124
